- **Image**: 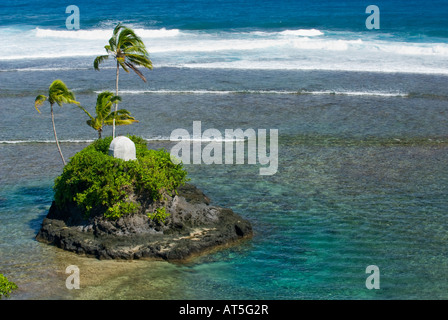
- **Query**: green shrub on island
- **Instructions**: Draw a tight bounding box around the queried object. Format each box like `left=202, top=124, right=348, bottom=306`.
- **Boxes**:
left=0, top=274, right=18, bottom=299
left=54, top=135, right=188, bottom=220
left=147, top=207, right=170, bottom=224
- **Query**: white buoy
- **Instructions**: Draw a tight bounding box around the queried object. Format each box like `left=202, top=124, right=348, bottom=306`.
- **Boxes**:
left=109, top=136, right=137, bottom=161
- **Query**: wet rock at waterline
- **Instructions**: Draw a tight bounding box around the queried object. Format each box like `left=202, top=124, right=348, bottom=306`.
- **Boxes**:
left=36, top=184, right=253, bottom=261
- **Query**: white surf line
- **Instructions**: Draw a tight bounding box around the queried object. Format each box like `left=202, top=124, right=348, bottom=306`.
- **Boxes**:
left=95, top=89, right=408, bottom=97
left=0, top=139, right=95, bottom=144
left=0, top=137, right=247, bottom=144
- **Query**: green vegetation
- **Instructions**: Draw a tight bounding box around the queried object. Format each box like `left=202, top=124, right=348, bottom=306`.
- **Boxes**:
left=94, top=23, right=153, bottom=138
left=0, top=274, right=18, bottom=299
left=54, top=136, right=188, bottom=220
left=35, top=79, right=80, bottom=166
left=78, top=91, right=138, bottom=139
left=147, top=207, right=170, bottom=224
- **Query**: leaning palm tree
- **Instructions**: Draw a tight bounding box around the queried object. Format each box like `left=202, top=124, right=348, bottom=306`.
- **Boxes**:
left=35, top=80, right=80, bottom=166
left=94, top=23, right=152, bottom=138
left=78, top=91, right=138, bottom=139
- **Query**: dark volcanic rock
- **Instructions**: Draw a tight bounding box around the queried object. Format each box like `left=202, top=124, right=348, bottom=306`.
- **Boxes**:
left=36, top=184, right=252, bottom=261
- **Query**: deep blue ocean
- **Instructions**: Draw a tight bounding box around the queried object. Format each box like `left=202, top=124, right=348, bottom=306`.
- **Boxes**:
left=1, top=0, right=448, bottom=299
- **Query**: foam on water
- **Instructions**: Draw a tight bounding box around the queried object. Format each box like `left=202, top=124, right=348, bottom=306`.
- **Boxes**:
left=1, top=26, right=447, bottom=75
left=35, top=27, right=180, bottom=40
left=96, top=89, right=409, bottom=97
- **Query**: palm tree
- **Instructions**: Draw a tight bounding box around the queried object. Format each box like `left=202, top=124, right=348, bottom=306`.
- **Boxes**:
left=78, top=91, right=138, bottom=139
left=35, top=80, right=80, bottom=166
left=94, top=23, right=152, bottom=138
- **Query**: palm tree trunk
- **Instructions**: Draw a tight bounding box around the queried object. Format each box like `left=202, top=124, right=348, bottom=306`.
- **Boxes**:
left=51, top=104, right=66, bottom=166
left=113, top=61, right=119, bottom=138
left=98, top=128, right=102, bottom=139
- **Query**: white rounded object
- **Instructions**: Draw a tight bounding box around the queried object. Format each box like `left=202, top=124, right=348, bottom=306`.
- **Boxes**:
left=108, top=136, right=137, bottom=161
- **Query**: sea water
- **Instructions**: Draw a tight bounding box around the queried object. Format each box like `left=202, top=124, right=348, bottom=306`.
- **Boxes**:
left=1, top=0, right=448, bottom=299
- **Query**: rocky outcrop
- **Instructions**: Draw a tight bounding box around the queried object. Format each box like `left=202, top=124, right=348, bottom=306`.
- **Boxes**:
left=36, top=184, right=252, bottom=261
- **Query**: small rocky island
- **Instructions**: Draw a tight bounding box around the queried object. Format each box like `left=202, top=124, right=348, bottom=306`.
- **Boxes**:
left=36, top=184, right=252, bottom=260
left=36, top=136, right=252, bottom=261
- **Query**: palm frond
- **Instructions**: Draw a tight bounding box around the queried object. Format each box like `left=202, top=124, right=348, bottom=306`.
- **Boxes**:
left=114, top=118, right=139, bottom=126
left=115, top=109, right=130, bottom=114
left=118, top=59, right=130, bottom=73
left=110, top=95, right=122, bottom=103
left=94, top=55, right=109, bottom=70
left=86, top=119, right=101, bottom=131
left=105, top=109, right=131, bottom=118
left=77, top=105, right=95, bottom=121
left=108, top=34, right=118, bottom=52
left=105, top=109, right=138, bottom=126
left=84, top=108, right=102, bottom=130
left=126, top=53, right=153, bottom=69
left=113, top=22, right=123, bottom=37
left=95, top=91, right=120, bottom=119
left=34, top=95, right=48, bottom=113
left=79, top=91, right=135, bottom=137
left=117, top=27, right=144, bottom=50
left=125, top=62, right=147, bottom=82
left=106, top=23, right=122, bottom=54
left=122, top=45, right=149, bottom=56
left=48, top=80, right=80, bottom=107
